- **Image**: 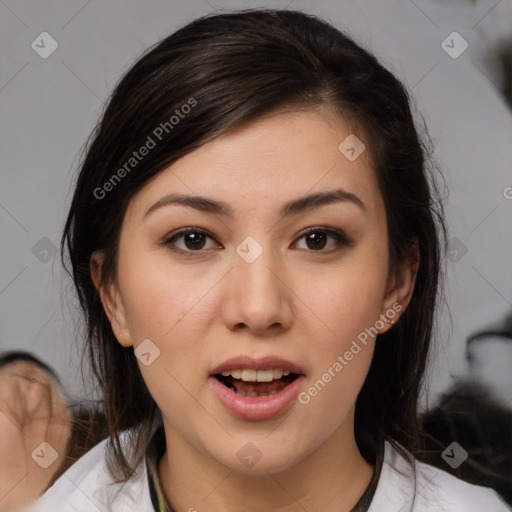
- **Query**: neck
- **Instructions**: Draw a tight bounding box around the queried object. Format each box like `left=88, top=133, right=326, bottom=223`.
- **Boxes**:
left=158, top=412, right=375, bottom=512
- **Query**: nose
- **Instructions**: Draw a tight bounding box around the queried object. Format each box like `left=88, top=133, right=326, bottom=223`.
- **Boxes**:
left=221, top=242, right=293, bottom=335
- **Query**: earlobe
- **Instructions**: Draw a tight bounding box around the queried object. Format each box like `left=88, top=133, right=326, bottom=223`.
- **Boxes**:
left=378, top=243, right=420, bottom=334
left=89, top=250, right=133, bottom=347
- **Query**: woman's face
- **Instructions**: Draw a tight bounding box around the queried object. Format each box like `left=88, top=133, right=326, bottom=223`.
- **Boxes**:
left=93, top=108, right=415, bottom=474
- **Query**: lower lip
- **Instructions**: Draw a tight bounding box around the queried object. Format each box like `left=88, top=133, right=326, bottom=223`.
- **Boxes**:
left=208, top=375, right=305, bottom=421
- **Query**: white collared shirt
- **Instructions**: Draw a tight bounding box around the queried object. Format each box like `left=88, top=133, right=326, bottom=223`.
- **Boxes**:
left=23, top=432, right=511, bottom=512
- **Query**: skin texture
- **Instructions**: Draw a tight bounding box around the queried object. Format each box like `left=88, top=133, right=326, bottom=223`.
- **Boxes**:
left=91, top=108, right=419, bottom=512
left=0, top=361, right=71, bottom=512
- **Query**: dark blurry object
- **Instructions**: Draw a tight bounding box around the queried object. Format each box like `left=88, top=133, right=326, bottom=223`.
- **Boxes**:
left=465, top=312, right=512, bottom=407
left=466, top=312, right=512, bottom=360
left=420, top=380, right=512, bottom=505
left=497, top=38, right=512, bottom=109
left=419, top=314, right=512, bottom=506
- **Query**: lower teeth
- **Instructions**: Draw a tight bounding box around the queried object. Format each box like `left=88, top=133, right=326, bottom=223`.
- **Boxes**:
left=229, top=387, right=278, bottom=397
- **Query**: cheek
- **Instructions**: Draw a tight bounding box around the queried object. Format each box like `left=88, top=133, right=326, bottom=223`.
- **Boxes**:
left=294, top=237, right=388, bottom=416
left=297, top=287, right=379, bottom=437
left=116, top=247, right=215, bottom=404
left=118, top=245, right=211, bottom=343
left=297, top=249, right=389, bottom=346
left=122, top=271, right=210, bottom=403
left=295, top=309, right=376, bottom=451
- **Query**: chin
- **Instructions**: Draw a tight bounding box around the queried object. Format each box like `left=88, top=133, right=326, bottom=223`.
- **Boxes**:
left=208, top=439, right=308, bottom=476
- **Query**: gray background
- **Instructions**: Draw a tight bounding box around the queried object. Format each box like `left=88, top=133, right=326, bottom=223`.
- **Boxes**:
left=1, top=0, right=511, bottom=408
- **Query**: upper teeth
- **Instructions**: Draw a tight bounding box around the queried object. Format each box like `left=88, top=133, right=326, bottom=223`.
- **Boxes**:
left=220, top=369, right=291, bottom=382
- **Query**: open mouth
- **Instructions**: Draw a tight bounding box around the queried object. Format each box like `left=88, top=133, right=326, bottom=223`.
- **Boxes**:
left=214, top=371, right=300, bottom=397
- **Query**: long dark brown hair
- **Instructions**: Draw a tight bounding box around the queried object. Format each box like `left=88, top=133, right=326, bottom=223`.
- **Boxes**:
left=61, top=8, right=447, bottom=486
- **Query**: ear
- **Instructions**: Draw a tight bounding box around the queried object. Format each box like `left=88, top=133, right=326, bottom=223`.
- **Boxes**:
left=377, top=242, right=420, bottom=334
left=90, top=250, right=133, bottom=347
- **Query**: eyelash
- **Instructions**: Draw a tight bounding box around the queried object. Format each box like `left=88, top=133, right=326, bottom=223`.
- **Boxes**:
left=163, top=226, right=353, bottom=255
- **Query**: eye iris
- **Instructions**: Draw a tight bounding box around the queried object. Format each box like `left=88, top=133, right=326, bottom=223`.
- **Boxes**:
left=306, top=231, right=327, bottom=250
left=185, top=232, right=206, bottom=250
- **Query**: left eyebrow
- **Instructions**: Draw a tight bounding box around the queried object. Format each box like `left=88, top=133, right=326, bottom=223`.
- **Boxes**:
left=281, top=188, right=366, bottom=216
left=144, top=188, right=366, bottom=219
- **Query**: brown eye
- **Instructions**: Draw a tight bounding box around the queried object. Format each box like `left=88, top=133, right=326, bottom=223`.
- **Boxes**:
left=295, top=228, right=352, bottom=252
left=164, top=228, right=218, bottom=253
left=182, top=232, right=207, bottom=250
left=305, top=231, right=328, bottom=250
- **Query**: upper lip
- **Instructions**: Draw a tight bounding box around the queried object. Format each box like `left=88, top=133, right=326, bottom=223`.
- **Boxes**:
left=210, top=355, right=305, bottom=376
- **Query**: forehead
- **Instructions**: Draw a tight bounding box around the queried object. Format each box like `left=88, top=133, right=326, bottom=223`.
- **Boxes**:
left=126, top=108, right=382, bottom=220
